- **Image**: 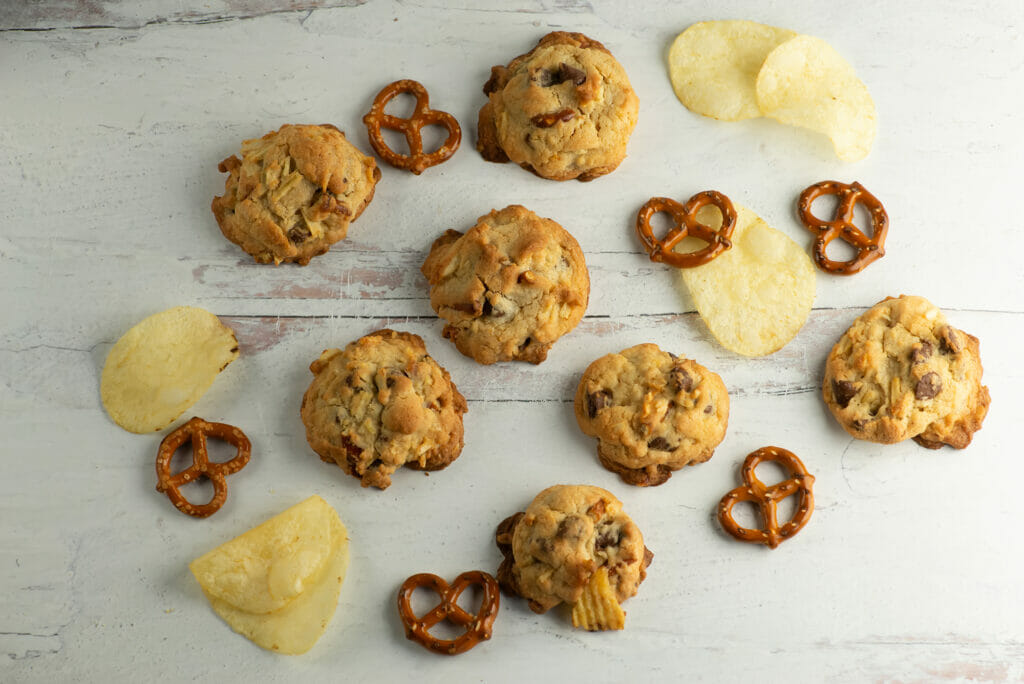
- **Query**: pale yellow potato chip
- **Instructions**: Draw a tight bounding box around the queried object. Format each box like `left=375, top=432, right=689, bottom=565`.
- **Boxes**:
left=571, top=566, right=625, bottom=631
left=100, top=306, right=238, bottom=433
left=668, top=20, right=796, bottom=121
left=190, top=496, right=337, bottom=615
left=755, top=34, right=876, bottom=161
left=680, top=203, right=815, bottom=356
left=203, top=513, right=350, bottom=655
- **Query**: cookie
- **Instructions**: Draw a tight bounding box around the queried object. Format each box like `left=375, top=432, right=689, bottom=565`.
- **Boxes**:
left=495, top=485, right=652, bottom=614
left=574, top=344, right=729, bottom=486
left=300, top=329, right=467, bottom=489
left=477, top=31, right=639, bottom=181
left=212, top=124, right=380, bottom=265
left=421, top=205, right=589, bottom=365
left=823, top=295, right=989, bottom=446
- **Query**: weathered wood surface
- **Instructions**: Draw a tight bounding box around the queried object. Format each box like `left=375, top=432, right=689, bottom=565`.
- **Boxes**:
left=2, top=1, right=1023, bottom=681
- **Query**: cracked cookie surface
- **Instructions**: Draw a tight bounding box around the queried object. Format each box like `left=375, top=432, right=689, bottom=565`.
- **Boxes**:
left=477, top=31, right=639, bottom=181
left=495, top=485, right=651, bottom=614
left=421, top=204, right=589, bottom=365
left=212, top=123, right=380, bottom=265
left=823, top=295, right=989, bottom=446
left=300, top=329, right=467, bottom=489
left=574, top=344, right=729, bottom=486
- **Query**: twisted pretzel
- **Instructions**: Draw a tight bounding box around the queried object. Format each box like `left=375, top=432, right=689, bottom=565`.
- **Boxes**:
left=717, top=446, right=815, bottom=549
left=635, top=191, right=737, bottom=268
left=797, top=180, right=889, bottom=275
left=155, top=417, right=251, bottom=518
left=397, top=571, right=499, bottom=655
left=362, top=79, right=461, bottom=174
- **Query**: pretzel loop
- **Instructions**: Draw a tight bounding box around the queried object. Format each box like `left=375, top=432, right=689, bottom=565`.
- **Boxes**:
left=397, top=571, right=499, bottom=655
left=717, top=446, right=815, bottom=549
left=797, top=180, right=889, bottom=275
left=635, top=190, right=737, bottom=268
left=154, top=417, right=251, bottom=518
left=362, top=79, right=462, bottom=174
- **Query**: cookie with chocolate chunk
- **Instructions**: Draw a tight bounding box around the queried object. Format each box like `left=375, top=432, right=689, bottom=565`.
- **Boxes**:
left=212, top=123, right=380, bottom=265
left=300, top=329, right=467, bottom=489
left=477, top=31, right=639, bottom=181
left=823, top=295, right=989, bottom=447
left=574, top=344, right=729, bottom=486
left=421, top=205, right=589, bottom=365
left=495, top=485, right=652, bottom=615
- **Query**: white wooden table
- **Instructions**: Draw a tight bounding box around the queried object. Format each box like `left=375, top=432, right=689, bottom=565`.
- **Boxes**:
left=3, top=1, right=1023, bottom=681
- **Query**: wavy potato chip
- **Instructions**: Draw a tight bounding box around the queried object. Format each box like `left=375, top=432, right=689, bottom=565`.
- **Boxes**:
left=756, top=35, right=876, bottom=161
left=100, top=306, right=238, bottom=433
left=680, top=203, right=815, bottom=356
left=190, top=496, right=350, bottom=655
left=668, top=20, right=796, bottom=121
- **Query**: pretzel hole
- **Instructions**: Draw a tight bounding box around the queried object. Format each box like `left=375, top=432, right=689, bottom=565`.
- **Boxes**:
left=206, top=437, right=243, bottom=464
left=381, top=127, right=411, bottom=156
left=177, top=476, right=216, bottom=507
left=731, top=501, right=760, bottom=530
left=805, top=193, right=839, bottom=223
left=823, top=235, right=859, bottom=263
left=408, top=586, right=464, bottom=639
left=776, top=492, right=798, bottom=525
left=455, top=583, right=485, bottom=616
left=420, top=123, right=453, bottom=155
left=753, top=461, right=790, bottom=488
left=383, top=91, right=418, bottom=120
left=673, top=204, right=723, bottom=255
left=850, top=201, right=877, bottom=240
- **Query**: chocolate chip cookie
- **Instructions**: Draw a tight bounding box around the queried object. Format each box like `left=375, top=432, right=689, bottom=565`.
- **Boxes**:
left=212, top=124, right=380, bottom=265
left=495, top=485, right=652, bottom=614
left=300, top=329, right=467, bottom=489
left=823, top=295, right=989, bottom=447
left=421, top=205, right=589, bottom=365
left=574, top=344, right=729, bottom=486
left=477, top=31, right=639, bottom=181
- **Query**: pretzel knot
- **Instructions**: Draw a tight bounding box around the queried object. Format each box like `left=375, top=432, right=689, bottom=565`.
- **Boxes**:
left=635, top=190, right=737, bottom=268
left=155, top=417, right=251, bottom=518
left=397, top=571, right=499, bottom=655
left=362, top=79, right=461, bottom=174
left=797, top=180, right=889, bottom=275
left=717, top=446, right=815, bottom=549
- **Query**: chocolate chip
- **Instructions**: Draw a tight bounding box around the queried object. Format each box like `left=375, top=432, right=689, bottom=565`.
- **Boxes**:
left=851, top=419, right=866, bottom=430
left=519, top=336, right=532, bottom=351
left=671, top=367, right=694, bottom=392
left=538, top=62, right=587, bottom=87
left=595, top=529, right=621, bottom=551
left=832, top=380, right=858, bottom=408
left=939, top=326, right=962, bottom=354
left=915, top=372, right=942, bottom=400
left=910, top=340, right=933, bottom=364
left=647, top=437, right=674, bottom=451
left=482, top=298, right=494, bottom=316
left=287, top=224, right=311, bottom=244
left=704, top=404, right=714, bottom=414
left=586, top=389, right=613, bottom=418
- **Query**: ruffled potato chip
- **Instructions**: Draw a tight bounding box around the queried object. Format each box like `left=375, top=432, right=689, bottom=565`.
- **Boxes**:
left=190, top=496, right=350, bottom=655
left=756, top=35, right=876, bottom=161
left=668, top=20, right=796, bottom=121
left=680, top=203, right=815, bottom=356
left=100, top=306, right=238, bottom=433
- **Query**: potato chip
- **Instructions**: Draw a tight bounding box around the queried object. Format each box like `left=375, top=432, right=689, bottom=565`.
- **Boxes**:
left=571, top=566, right=625, bottom=631
left=680, top=203, right=815, bottom=356
left=190, top=496, right=351, bottom=655
left=668, top=20, right=796, bottom=121
left=101, top=306, right=238, bottom=433
left=755, top=35, right=876, bottom=161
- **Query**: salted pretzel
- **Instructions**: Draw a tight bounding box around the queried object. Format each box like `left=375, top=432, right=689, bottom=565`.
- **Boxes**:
left=362, top=79, right=461, bottom=174
left=717, top=446, right=815, bottom=549
left=635, top=190, right=737, bottom=268
left=797, top=180, right=888, bottom=275
left=397, top=571, right=499, bottom=655
left=155, top=417, right=251, bottom=518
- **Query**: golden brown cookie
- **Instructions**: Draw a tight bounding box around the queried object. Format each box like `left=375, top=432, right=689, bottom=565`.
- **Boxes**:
left=421, top=205, right=589, bottom=365
left=495, top=485, right=652, bottom=615
left=212, top=124, right=380, bottom=265
left=300, top=329, right=467, bottom=489
left=823, top=295, right=989, bottom=447
left=477, top=32, right=639, bottom=181
left=574, top=344, right=729, bottom=486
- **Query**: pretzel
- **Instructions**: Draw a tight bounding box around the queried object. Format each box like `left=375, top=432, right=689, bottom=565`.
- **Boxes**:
left=397, top=571, right=499, bottom=655
left=797, top=180, right=888, bottom=275
left=717, top=446, right=815, bottom=549
left=155, top=417, right=251, bottom=518
left=635, top=191, right=737, bottom=268
left=362, top=79, right=461, bottom=174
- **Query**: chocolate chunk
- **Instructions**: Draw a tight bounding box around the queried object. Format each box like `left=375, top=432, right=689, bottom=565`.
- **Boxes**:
left=287, top=224, right=311, bottom=244
left=671, top=367, right=694, bottom=392
left=539, top=62, right=587, bottom=87
left=482, top=298, right=494, bottom=316
left=910, top=340, right=933, bottom=364
left=556, top=515, right=586, bottom=541
left=586, top=389, right=613, bottom=418
left=851, top=419, right=867, bottom=430
left=518, top=336, right=532, bottom=351
left=704, top=404, right=714, bottom=414
left=915, top=372, right=942, bottom=400
left=939, top=326, right=962, bottom=354
left=531, top=108, right=575, bottom=128
left=832, top=380, right=858, bottom=408
left=647, top=436, right=674, bottom=451
left=595, top=529, right=621, bottom=551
